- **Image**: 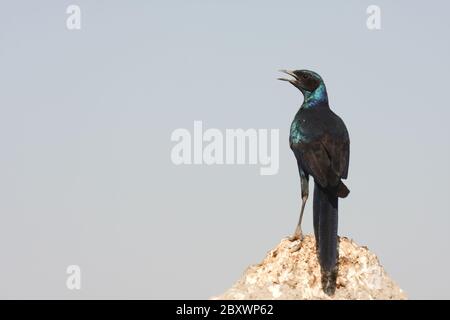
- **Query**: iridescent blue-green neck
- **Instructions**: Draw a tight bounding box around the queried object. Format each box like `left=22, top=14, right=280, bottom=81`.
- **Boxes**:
left=301, top=82, right=328, bottom=109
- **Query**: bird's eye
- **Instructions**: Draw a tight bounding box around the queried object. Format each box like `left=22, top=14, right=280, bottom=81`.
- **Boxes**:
left=302, top=74, right=309, bottom=79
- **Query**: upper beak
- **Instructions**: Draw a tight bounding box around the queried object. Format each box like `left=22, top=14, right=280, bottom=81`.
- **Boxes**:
left=277, top=69, right=298, bottom=83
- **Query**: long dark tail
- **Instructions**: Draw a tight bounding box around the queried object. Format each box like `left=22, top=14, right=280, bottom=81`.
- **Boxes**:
left=313, top=181, right=339, bottom=295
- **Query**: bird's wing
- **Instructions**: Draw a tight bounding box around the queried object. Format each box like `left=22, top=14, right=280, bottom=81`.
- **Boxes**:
left=291, top=132, right=349, bottom=188
left=341, top=139, right=350, bottom=179
left=321, top=133, right=349, bottom=180
left=323, top=111, right=350, bottom=179
left=291, top=140, right=331, bottom=187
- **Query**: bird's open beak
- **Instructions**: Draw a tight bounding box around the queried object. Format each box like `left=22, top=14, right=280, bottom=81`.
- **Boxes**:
left=277, top=70, right=298, bottom=84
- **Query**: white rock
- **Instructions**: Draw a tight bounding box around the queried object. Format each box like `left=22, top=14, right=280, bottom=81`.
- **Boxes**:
left=214, top=235, right=406, bottom=300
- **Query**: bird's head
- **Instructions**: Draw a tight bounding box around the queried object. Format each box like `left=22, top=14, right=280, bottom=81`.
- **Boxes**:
left=278, top=69, right=323, bottom=93
left=278, top=69, right=328, bottom=106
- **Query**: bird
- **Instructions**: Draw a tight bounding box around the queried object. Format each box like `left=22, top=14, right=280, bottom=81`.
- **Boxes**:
left=278, top=69, right=350, bottom=295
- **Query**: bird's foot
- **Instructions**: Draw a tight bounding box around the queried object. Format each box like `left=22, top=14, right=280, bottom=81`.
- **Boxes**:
left=290, top=241, right=303, bottom=253
left=288, top=230, right=304, bottom=252
left=288, top=228, right=303, bottom=242
left=288, top=233, right=303, bottom=242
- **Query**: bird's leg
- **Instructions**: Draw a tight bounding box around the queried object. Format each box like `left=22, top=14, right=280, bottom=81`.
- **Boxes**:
left=289, top=194, right=308, bottom=241
left=292, top=195, right=308, bottom=238
left=289, top=173, right=309, bottom=247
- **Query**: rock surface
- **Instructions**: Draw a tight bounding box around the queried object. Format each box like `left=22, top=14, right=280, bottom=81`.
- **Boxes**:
left=214, top=235, right=406, bottom=300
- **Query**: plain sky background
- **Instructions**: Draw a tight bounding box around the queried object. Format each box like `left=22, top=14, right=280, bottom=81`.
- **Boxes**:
left=0, top=0, right=449, bottom=299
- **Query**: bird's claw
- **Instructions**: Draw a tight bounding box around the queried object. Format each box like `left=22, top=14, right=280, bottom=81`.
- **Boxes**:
left=288, top=234, right=301, bottom=242
left=288, top=230, right=303, bottom=242
left=288, top=231, right=304, bottom=252
left=290, top=241, right=303, bottom=253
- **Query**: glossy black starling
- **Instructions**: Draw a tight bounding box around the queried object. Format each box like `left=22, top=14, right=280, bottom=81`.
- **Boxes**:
left=278, top=69, right=350, bottom=295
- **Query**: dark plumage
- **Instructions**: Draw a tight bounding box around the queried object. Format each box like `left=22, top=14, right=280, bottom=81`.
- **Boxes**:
left=278, top=69, right=350, bottom=295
